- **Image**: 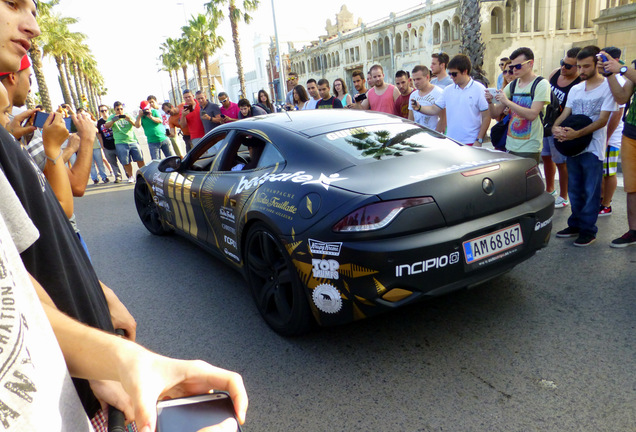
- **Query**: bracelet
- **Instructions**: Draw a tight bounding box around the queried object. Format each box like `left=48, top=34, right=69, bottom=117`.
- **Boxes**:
left=45, top=150, right=63, bottom=165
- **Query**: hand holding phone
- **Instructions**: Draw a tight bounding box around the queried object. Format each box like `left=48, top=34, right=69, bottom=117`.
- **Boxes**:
left=156, top=393, right=241, bottom=432
left=354, top=93, right=367, bottom=103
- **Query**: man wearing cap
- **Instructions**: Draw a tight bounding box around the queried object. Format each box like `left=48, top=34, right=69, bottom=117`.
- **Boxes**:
left=135, top=100, right=173, bottom=160
left=552, top=46, right=618, bottom=247
left=105, top=101, right=145, bottom=183
left=179, top=89, right=205, bottom=148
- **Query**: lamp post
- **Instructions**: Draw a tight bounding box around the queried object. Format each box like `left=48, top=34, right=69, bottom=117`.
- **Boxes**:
left=271, top=0, right=286, bottom=105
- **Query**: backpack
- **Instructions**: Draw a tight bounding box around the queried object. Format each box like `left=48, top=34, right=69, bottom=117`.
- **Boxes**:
left=542, top=80, right=563, bottom=137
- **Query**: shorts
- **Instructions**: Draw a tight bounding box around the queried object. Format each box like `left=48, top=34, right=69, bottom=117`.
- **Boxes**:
left=622, top=135, right=636, bottom=193
left=541, top=136, right=567, bottom=164
left=508, top=151, right=540, bottom=165
left=603, top=145, right=620, bottom=176
left=115, top=142, right=144, bottom=165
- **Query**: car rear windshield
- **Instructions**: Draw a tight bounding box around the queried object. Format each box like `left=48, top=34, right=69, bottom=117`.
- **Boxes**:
left=313, top=123, right=453, bottom=161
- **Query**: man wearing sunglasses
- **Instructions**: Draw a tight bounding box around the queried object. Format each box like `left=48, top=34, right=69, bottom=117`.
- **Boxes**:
left=418, top=54, right=490, bottom=146
left=486, top=47, right=550, bottom=164
left=496, top=57, right=509, bottom=90
left=539, top=48, right=583, bottom=209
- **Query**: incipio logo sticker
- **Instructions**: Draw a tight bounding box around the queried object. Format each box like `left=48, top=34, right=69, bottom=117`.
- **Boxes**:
left=312, top=284, right=343, bottom=314
left=312, top=259, right=339, bottom=280
left=308, top=239, right=343, bottom=256
left=535, top=216, right=552, bottom=231
left=395, top=252, right=460, bottom=277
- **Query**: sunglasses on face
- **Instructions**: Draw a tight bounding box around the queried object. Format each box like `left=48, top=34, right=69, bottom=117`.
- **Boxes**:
left=499, top=63, right=504, bottom=67
left=503, top=70, right=513, bottom=75
left=508, top=59, right=532, bottom=71
left=219, top=99, right=228, bottom=103
left=560, top=60, right=575, bottom=70
left=100, top=109, right=108, bottom=112
left=449, top=71, right=459, bottom=77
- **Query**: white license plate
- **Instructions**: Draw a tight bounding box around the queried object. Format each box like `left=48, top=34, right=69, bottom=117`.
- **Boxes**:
left=463, top=224, right=524, bottom=264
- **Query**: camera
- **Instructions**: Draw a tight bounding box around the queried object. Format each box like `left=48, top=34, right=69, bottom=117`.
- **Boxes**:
left=354, top=93, right=367, bottom=103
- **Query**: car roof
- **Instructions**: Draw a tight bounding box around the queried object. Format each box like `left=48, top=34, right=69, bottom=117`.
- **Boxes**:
left=234, top=110, right=408, bottom=138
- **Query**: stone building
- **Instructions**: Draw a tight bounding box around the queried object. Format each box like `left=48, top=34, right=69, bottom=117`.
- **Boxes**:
left=285, top=1, right=634, bottom=93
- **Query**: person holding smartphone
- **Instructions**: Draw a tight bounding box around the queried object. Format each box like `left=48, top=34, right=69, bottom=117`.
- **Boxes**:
left=179, top=89, right=205, bottom=148
left=105, top=101, right=145, bottom=183
left=135, top=100, right=174, bottom=160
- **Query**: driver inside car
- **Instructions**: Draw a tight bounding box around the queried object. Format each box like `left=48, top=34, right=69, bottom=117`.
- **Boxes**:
left=231, top=138, right=264, bottom=171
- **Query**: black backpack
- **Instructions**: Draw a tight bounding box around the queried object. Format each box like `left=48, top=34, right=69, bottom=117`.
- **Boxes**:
left=542, top=81, right=563, bottom=137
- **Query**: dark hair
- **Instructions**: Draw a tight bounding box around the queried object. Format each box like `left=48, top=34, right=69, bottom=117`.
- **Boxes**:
left=195, top=90, right=205, bottom=96
left=238, top=98, right=251, bottom=108
left=113, top=101, right=123, bottom=109
left=147, top=95, right=157, bottom=102
left=35, top=104, right=44, bottom=110
left=431, top=52, right=450, bottom=67
left=500, top=57, right=509, bottom=62
left=182, top=89, right=192, bottom=96
left=332, top=78, right=348, bottom=97
left=288, top=72, right=298, bottom=79
left=602, top=46, right=621, bottom=60
left=257, top=89, right=273, bottom=111
left=352, top=70, right=364, bottom=80
left=317, top=78, right=330, bottom=88
left=577, top=45, right=601, bottom=62
left=447, top=54, right=471, bottom=74
left=412, top=65, right=430, bottom=78
left=510, top=47, right=534, bottom=61
left=293, top=85, right=310, bottom=104
left=369, top=64, right=383, bottom=74
left=307, top=78, right=317, bottom=86
left=218, top=91, right=228, bottom=99
left=98, top=104, right=109, bottom=112
left=161, top=102, right=172, bottom=111
left=395, top=70, right=410, bottom=79
left=566, top=47, right=582, bottom=59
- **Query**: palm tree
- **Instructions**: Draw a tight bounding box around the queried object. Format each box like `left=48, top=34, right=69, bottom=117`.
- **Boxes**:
left=344, top=128, right=423, bottom=160
left=160, top=38, right=182, bottom=104
left=182, top=14, right=225, bottom=98
left=30, top=0, right=60, bottom=112
left=459, top=0, right=489, bottom=86
left=176, top=37, right=191, bottom=91
left=205, top=0, right=260, bottom=98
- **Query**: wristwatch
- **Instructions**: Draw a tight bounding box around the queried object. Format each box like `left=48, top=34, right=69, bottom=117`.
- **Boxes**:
left=477, top=138, right=484, bottom=144
left=620, top=66, right=628, bottom=75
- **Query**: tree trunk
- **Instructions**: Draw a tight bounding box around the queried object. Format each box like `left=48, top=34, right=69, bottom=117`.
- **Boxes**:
left=169, top=71, right=177, bottom=106
left=195, top=59, right=204, bottom=92
left=55, top=56, right=73, bottom=107
left=63, top=55, right=79, bottom=108
left=230, top=3, right=246, bottom=98
left=29, top=43, right=52, bottom=112
left=71, top=61, right=83, bottom=107
left=182, top=65, right=189, bottom=91
left=460, top=0, right=489, bottom=86
left=204, top=54, right=213, bottom=99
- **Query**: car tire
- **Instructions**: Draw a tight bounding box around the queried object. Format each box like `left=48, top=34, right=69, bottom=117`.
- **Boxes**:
left=245, top=223, right=313, bottom=336
left=134, top=180, right=171, bottom=236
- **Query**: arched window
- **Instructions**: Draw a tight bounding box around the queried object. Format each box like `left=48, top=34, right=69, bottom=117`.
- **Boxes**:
left=379, top=37, right=384, bottom=57
left=336, top=52, right=340, bottom=66
left=410, top=29, right=417, bottom=50
left=372, top=40, right=378, bottom=57
left=395, top=33, right=402, bottom=53
left=433, top=22, right=440, bottom=44
left=418, top=26, right=425, bottom=48
left=534, top=0, right=546, bottom=31
left=385, top=36, right=390, bottom=55
left=452, top=16, right=460, bottom=40
left=328, top=54, right=333, bottom=68
left=355, top=46, right=360, bottom=62
left=403, top=31, right=409, bottom=52
left=505, top=1, right=514, bottom=32
left=520, top=0, right=528, bottom=31
left=491, top=8, right=504, bottom=34
left=443, top=20, right=450, bottom=43
left=367, top=41, right=372, bottom=59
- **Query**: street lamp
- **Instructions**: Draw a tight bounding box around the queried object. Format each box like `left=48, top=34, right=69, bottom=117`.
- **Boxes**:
left=271, top=0, right=286, bottom=104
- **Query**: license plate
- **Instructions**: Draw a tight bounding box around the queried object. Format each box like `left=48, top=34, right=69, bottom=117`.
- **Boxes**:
left=463, top=224, right=523, bottom=264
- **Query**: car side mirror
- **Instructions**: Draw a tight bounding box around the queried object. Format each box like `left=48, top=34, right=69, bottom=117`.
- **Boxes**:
left=157, top=156, right=181, bottom=173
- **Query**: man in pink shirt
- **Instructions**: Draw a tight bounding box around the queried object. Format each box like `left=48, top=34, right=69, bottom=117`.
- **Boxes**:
left=219, top=92, right=240, bottom=123
left=354, top=64, right=400, bottom=115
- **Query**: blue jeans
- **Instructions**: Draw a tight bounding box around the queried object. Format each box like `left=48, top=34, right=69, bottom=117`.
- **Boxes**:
left=148, top=138, right=174, bottom=160
left=90, top=148, right=109, bottom=181
left=566, top=152, right=603, bottom=236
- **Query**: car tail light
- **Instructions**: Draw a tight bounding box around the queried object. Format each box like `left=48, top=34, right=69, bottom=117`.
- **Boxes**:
left=525, top=165, right=544, bottom=199
left=333, top=197, right=434, bottom=232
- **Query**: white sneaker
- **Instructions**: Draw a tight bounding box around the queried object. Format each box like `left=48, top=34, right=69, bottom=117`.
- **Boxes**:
left=549, top=190, right=558, bottom=197
left=127, top=177, right=135, bottom=184
left=554, top=196, right=569, bottom=208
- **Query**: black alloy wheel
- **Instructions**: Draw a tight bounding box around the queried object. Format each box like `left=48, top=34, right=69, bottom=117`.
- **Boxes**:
left=245, top=223, right=312, bottom=336
left=134, top=180, right=170, bottom=236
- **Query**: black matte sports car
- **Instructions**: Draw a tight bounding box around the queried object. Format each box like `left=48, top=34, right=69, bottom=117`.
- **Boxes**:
left=134, top=110, right=553, bottom=335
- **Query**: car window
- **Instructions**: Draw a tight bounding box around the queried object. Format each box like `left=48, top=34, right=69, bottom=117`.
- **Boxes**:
left=219, top=132, right=284, bottom=172
left=188, top=132, right=228, bottom=171
left=257, top=143, right=285, bottom=168
left=313, top=123, right=452, bottom=161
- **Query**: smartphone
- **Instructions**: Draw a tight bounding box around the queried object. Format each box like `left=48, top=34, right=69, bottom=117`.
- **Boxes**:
left=597, top=53, right=608, bottom=63
left=63, top=117, right=77, bottom=133
left=354, top=93, right=367, bottom=102
left=156, top=393, right=240, bottom=432
left=33, top=111, right=49, bottom=128
left=486, top=88, right=498, bottom=98
left=220, top=114, right=226, bottom=118
left=118, top=114, right=126, bottom=119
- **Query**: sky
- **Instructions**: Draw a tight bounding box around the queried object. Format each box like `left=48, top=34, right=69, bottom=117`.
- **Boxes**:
left=39, top=0, right=426, bottom=111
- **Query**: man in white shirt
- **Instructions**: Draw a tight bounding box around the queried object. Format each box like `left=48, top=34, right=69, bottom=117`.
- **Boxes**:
left=553, top=46, right=618, bottom=247
left=305, top=79, right=321, bottom=110
left=418, top=54, right=490, bottom=145
left=408, top=65, right=444, bottom=132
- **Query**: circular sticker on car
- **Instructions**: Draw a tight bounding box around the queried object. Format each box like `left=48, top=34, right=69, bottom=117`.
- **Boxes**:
left=312, top=284, right=343, bottom=314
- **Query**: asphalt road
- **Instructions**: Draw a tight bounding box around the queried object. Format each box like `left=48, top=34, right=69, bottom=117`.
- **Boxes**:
left=76, top=177, right=636, bottom=432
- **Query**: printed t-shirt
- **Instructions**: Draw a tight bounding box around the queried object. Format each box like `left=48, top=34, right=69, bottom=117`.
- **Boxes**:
left=394, top=91, right=414, bottom=119
left=0, top=127, right=114, bottom=417
left=183, top=102, right=205, bottom=139
left=316, top=97, right=343, bottom=109
left=566, top=79, right=618, bottom=161
left=141, top=108, right=168, bottom=143
left=96, top=118, right=115, bottom=150
left=435, top=79, right=489, bottom=144
left=106, top=114, right=136, bottom=144
left=368, top=85, right=396, bottom=115
left=409, top=86, right=443, bottom=130
left=0, top=172, right=92, bottom=431
left=503, top=77, right=551, bottom=153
